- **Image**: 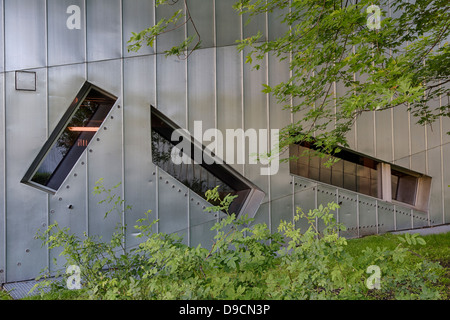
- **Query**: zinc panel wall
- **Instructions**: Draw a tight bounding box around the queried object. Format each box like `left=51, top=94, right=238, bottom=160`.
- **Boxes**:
left=122, top=0, right=155, bottom=58
left=4, top=0, right=46, bottom=71
left=86, top=0, right=122, bottom=62
left=5, top=70, right=48, bottom=282
left=48, top=0, right=86, bottom=66
left=0, top=73, right=4, bottom=283
left=123, top=55, right=157, bottom=250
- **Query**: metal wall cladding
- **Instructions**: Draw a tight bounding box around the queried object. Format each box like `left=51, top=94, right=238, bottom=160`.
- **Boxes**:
left=48, top=0, right=86, bottom=66
left=5, top=0, right=46, bottom=71
left=123, top=0, right=155, bottom=58
left=87, top=0, right=122, bottom=62
left=5, top=69, right=48, bottom=282
left=0, top=73, right=5, bottom=283
left=0, top=0, right=449, bottom=284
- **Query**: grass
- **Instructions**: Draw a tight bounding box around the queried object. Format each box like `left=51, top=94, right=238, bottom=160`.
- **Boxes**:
left=346, top=231, right=450, bottom=299
left=2, top=231, right=449, bottom=300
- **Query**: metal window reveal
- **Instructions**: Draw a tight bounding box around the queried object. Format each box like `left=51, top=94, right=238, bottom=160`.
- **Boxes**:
left=151, top=106, right=265, bottom=219
left=22, top=82, right=118, bottom=193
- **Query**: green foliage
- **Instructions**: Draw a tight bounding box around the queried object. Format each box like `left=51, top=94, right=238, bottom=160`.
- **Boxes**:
left=129, top=0, right=450, bottom=156
left=32, top=182, right=444, bottom=300
left=234, top=0, right=450, bottom=154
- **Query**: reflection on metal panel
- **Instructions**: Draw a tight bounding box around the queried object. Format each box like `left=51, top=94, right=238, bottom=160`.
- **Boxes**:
left=5, top=0, right=46, bottom=71
left=48, top=0, right=86, bottom=66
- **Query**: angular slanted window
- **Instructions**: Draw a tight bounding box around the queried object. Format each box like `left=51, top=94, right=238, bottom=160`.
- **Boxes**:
left=22, top=82, right=117, bottom=193
left=290, top=142, right=431, bottom=211
left=151, top=106, right=265, bottom=218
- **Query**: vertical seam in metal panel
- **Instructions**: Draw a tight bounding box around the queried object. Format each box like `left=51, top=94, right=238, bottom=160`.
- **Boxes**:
left=84, top=0, right=89, bottom=236
left=373, top=111, right=377, bottom=158
left=187, top=190, right=190, bottom=247
left=45, top=0, right=50, bottom=273
left=356, top=194, right=360, bottom=237
left=153, top=0, right=157, bottom=107
left=213, top=0, right=217, bottom=130
left=336, top=189, right=340, bottom=237
left=155, top=167, right=159, bottom=234
left=314, top=183, right=318, bottom=230
left=153, top=0, right=159, bottom=234
left=240, top=9, right=245, bottom=176
left=265, top=9, right=271, bottom=226
left=184, top=1, right=189, bottom=241
left=393, top=204, right=397, bottom=230
left=375, top=199, right=379, bottom=234
left=408, top=104, right=412, bottom=168
left=390, top=108, right=394, bottom=162
left=84, top=0, right=87, bottom=72
left=1, top=0, right=6, bottom=283
left=440, top=91, right=444, bottom=225
left=120, top=0, right=126, bottom=252
left=184, top=1, right=188, bottom=129
left=289, top=1, right=294, bottom=233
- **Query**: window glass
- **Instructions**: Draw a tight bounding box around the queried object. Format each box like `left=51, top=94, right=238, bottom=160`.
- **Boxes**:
left=151, top=129, right=236, bottom=198
left=29, top=86, right=116, bottom=191
left=290, top=144, right=378, bottom=198
left=392, top=170, right=418, bottom=206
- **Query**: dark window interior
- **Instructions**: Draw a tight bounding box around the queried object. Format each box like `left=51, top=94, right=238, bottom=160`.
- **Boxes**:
left=290, top=144, right=378, bottom=198
left=23, top=82, right=117, bottom=192
left=151, top=106, right=262, bottom=216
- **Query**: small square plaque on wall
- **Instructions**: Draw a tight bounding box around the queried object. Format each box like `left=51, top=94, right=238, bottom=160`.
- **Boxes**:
left=15, top=71, right=36, bottom=91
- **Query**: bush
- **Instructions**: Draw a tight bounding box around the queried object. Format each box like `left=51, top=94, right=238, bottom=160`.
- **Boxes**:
left=32, top=181, right=444, bottom=300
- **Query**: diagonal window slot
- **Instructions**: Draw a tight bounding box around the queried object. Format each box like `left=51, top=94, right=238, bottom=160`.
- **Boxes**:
left=22, top=82, right=117, bottom=193
left=151, top=106, right=265, bottom=218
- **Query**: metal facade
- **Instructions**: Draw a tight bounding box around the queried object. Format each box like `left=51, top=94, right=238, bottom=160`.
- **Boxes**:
left=0, top=0, right=449, bottom=284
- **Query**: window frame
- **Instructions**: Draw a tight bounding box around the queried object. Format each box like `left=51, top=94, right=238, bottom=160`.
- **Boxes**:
left=22, top=81, right=118, bottom=194
left=151, top=106, right=265, bottom=218
left=290, top=143, right=431, bottom=212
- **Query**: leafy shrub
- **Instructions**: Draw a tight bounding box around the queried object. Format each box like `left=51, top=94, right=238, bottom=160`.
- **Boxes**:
left=32, top=182, right=444, bottom=300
